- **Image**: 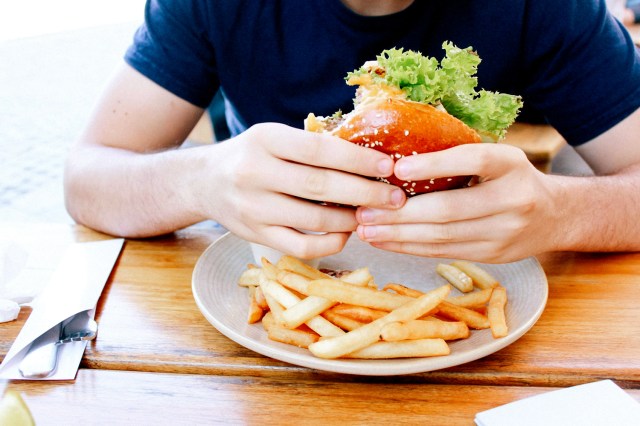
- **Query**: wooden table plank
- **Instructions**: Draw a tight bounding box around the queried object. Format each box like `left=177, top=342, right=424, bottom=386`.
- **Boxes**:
left=1, top=224, right=639, bottom=387
left=7, top=369, right=640, bottom=425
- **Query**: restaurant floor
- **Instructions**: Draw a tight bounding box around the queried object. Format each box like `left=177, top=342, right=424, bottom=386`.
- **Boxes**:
left=0, top=17, right=593, bottom=225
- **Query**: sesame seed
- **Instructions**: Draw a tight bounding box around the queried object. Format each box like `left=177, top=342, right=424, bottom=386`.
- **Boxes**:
left=383, top=129, right=389, bottom=134
left=404, top=130, right=409, bottom=136
left=374, top=129, right=379, bottom=135
left=412, top=151, right=418, bottom=155
left=394, top=153, right=401, bottom=158
left=447, top=178, right=452, bottom=181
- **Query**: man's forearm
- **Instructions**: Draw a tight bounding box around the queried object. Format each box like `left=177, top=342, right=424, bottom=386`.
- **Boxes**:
left=552, top=163, right=640, bottom=253
left=64, top=145, right=211, bottom=238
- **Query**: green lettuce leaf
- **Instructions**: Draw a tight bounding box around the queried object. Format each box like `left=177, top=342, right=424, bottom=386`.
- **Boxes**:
left=346, top=42, right=523, bottom=140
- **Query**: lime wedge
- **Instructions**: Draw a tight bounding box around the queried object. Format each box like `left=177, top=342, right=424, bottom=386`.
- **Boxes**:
left=0, top=391, right=35, bottom=425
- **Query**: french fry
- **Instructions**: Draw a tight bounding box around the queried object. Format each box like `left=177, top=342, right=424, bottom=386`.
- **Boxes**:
left=321, top=310, right=365, bottom=331
left=436, top=263, right=474, bottom=293
left=254, top=286, right=269, bottom=310
left=238, top=267, right=262, bottom=287
left=383, top=283, right=422, bottom=298
left=307, top=279, right=413, bottom=311
left=446, top=288, right=493, bottom=309
left=262, top=311, right=276, bottom=331
left=488, top=286, right=508, bottom=338
left=260, top=258, right=280, bottom=280
left=281, top=295, right=337, bottom=329
left=267, top=325, right=320, bottom=348
left=474, top=305, right=488, bottom=316
left=262, top=291, right=286, bottom=327
left=329, top=304, right=387, bottom=323
left=276, top=255, right=331, bottom=280
left=380, top=319, right=469, bottom=341
left=263, top=313, right=319, bottom=349
left=308, top=285, right=450, bottom=359
left=247, top=289, right=265, bottom=324
left=450, top=260, right=500, bottom=289
left=342, top=338, right=450, bottom=359
left=260, top=274, right=344, bottom=337
left=260, top=273, right=300, bottom=307
left=382, top=284, right=444, bottom=318
left=435, top=301, right=490, bottom=329
left=277, top=270, right=312, bottom=295
left=340, top=267, right=374, bottom=287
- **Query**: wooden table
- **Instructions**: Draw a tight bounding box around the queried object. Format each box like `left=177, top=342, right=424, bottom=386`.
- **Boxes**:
left=1, top=223, right=639, bottom=424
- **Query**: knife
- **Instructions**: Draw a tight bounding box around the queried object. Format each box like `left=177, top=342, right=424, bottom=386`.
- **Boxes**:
left=18, top=310, right=97, bottom=379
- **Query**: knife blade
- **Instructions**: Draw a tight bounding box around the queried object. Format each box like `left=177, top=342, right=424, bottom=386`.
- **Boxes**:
left=18, top=321, right=62, bottom=379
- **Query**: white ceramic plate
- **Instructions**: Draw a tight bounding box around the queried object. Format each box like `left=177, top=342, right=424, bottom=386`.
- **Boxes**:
left=192, top=233, right=548, bottom=376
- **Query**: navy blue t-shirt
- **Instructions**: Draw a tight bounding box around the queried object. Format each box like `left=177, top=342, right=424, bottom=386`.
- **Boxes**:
left=125, top=0, right=640, bottom=146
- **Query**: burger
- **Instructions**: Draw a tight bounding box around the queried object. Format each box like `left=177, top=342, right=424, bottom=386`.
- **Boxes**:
left=305, top=42, right=523, bottom=195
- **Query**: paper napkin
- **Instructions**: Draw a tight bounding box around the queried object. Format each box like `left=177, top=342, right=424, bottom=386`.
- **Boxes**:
left=0, top=238, right=124, bottom=380
left=475, top=380, right=640, bottom=426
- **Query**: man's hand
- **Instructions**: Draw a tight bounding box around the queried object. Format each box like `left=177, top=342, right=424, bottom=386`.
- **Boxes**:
left=354, top=143, right=561, bottom=263
left=196, top=123, right=405, bottom=259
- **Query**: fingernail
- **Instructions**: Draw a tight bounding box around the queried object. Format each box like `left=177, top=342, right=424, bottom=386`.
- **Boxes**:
left=362, top=225, right=377, bottom=239
left=395, top=160, right=411, bottom=179
left=359, top=208, right=375, bottom=224
left=391, top=189, right=405, bottom=207
left=377, top=158, right=393, bottom=175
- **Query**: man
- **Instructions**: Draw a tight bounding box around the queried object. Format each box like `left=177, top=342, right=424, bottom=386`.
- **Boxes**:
left=64, top=0, right=640, bottom=263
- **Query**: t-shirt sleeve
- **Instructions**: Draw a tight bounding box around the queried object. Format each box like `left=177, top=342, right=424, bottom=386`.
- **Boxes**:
left=521, top=0, right=640, bottom=145
left=124, top=0, right=218, bottom=108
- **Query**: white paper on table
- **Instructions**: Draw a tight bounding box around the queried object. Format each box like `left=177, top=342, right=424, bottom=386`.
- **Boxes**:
left=475, top=379, right=640, bottom=426
left=0, top=238, right=124, bottom=380
left=0, top=238, right=69, bottom=305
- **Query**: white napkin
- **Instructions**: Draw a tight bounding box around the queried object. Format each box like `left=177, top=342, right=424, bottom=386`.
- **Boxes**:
left=0, top=238, right=69, bottom=308
left=0, top=238, right=124, bottom=380
left=475, top=380, right=640, bottom=426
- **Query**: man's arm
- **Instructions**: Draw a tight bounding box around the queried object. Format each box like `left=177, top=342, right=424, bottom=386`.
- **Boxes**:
left=64, top=63, right=209, bottom=237
left=556, top=105, right=640, bottom=252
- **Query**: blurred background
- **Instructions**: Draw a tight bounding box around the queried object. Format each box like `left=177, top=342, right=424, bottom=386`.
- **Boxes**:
left=0, top=1, right=146, bottom=223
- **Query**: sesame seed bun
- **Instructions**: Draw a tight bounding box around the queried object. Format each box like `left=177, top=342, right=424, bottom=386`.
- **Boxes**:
left=307, top=96, right=481, bottom=195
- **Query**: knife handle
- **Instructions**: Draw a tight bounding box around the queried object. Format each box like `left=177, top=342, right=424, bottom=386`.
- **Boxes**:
left=18, top=322, right=62, bottom=379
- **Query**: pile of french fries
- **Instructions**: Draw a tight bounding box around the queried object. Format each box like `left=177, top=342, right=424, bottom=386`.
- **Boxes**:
left=238, top=255, right=508, bottom=360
